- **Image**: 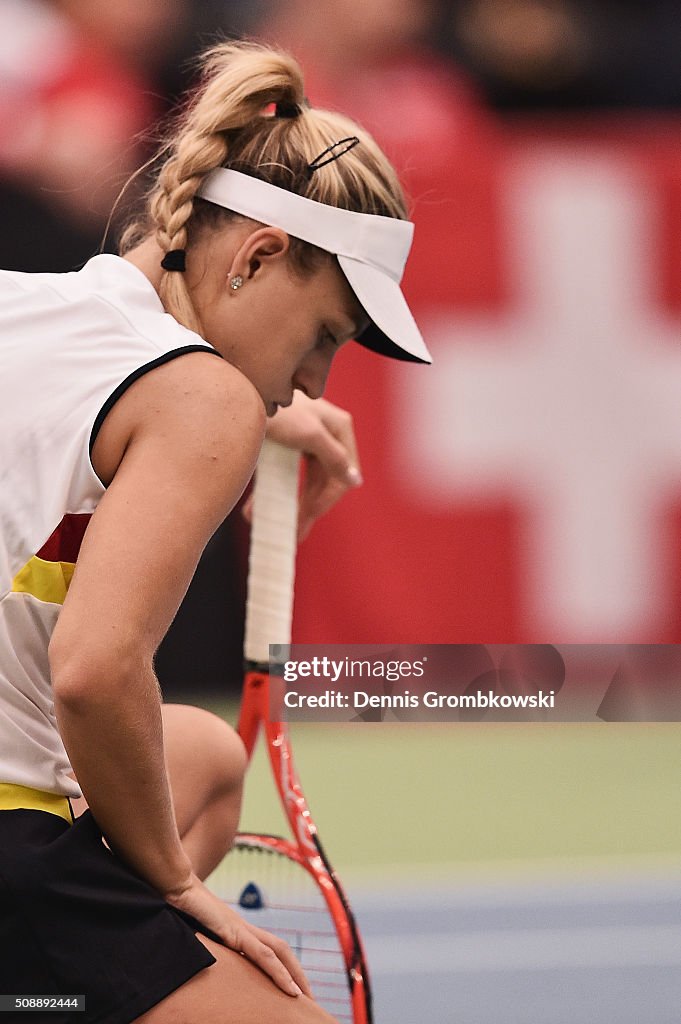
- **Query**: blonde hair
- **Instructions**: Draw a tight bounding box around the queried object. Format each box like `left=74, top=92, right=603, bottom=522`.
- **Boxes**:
left=120, top=40, right=408, bottom=337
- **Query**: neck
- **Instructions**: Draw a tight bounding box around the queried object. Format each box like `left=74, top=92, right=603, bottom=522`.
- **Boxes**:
left=123, top=237, right=165, bottom=294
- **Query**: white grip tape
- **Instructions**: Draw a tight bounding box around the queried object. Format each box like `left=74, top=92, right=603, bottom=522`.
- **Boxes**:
left=244, top=439, right=300, bottom=663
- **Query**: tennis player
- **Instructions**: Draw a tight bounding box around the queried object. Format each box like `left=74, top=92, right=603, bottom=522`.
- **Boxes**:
left=0, top=40, right=430, bottom=1024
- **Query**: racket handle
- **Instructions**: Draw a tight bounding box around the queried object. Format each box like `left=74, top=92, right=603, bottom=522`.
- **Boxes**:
left=244, top=439, right=300, bottom=664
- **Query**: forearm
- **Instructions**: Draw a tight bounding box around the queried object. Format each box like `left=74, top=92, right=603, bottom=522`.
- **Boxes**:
left=54, top=665, right=192, bottom=897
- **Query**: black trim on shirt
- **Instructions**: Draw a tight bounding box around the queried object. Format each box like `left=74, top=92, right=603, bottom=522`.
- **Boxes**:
left=89, top=344, right=223, bottom=457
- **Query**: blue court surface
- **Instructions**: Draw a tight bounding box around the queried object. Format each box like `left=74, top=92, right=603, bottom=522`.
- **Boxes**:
left=224, top=716, right=681, bottom=1022
left=352, top=868, right=681, bottom=1023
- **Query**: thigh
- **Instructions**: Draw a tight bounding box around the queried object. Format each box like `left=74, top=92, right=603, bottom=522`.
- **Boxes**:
left=134, top=934, right=339, bottom=1024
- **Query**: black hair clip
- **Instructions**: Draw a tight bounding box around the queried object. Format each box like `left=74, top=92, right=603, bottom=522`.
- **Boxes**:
left=307, top=137, right=360, bottom=176
left=161, top=249, right=186, bottom=272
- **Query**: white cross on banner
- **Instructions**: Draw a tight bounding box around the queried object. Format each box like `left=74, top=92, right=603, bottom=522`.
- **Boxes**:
left=397, top=152, right=681, bottom=639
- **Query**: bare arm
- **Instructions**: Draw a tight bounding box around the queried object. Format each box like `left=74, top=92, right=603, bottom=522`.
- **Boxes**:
left=50, top=352, right=263, bottom=882
left=47, top=355, right=310, bottom=996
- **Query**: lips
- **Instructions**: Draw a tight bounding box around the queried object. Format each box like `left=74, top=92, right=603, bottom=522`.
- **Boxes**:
left=267, top=395, right=293, bottom=417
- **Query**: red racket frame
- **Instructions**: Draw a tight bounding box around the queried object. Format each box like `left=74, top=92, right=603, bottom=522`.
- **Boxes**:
left=237, top=668, right=373, bottom=1024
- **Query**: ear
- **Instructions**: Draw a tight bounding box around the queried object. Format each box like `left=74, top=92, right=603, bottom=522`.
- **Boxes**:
left=229, top=227, right=290, bottom=284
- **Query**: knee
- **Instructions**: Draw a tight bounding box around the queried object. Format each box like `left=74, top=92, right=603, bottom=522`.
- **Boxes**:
left=196, top=708, right=248, bottom=797
left=164, top=704, right=248, bottom=798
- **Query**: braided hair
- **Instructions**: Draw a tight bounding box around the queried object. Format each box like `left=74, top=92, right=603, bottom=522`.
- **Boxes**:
left=120, top=41, right=408, bottom=338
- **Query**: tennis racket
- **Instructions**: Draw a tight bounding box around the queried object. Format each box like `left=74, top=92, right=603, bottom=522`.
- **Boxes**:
left=206, top=439, right=373, bottom=1024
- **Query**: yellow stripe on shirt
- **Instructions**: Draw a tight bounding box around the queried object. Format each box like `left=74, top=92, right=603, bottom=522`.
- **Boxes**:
left=0, top=783, right=72, bottom=823
left=11, top=556, right=75, bottom=605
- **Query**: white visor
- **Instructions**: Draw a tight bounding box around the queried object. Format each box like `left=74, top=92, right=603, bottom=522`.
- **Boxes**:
left=197, top=168, right=431, bottom=364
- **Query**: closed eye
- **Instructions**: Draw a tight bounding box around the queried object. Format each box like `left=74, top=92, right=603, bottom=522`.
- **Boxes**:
left=318, top=327, right=339, bottom=349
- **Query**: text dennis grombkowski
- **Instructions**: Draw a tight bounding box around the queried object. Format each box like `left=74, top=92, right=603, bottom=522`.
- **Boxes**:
left=282, top=658, right=556, bottom=710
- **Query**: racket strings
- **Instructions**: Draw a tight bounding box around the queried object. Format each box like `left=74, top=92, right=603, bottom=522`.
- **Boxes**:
left=226, top=901, right=330, bottom=916
left=207, top=840, right=354, bottom=1022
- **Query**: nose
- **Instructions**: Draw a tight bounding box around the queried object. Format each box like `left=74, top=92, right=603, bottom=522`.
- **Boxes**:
left=293, top=351, right=333, bottom=401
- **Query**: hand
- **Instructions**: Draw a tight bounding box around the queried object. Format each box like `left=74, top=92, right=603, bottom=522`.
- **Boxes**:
left=245, top=393, right=363, bottom=541
left=165, top=872, right=312, bottom=998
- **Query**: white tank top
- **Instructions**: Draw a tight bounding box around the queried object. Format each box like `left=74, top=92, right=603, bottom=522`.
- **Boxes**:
left=0, top=254, right=220, bottom=797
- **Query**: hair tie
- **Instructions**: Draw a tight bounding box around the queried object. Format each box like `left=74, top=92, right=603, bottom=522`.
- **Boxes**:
left=161, top=249, right=186, bottom=272
left=275, top=100, right=302, bottom=119
left=307, top=137, right=360, bottom=176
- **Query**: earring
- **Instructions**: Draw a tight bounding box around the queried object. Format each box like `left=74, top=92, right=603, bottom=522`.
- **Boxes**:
left=229, top=275, right=244, bottom=291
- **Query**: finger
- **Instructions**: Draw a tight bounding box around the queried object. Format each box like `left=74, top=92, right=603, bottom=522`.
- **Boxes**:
left=299, top=480, right=348, bottom=537
left=297, top=461, right=350, bottom=540
left=246, top=925, right=314, bottom=998
left=233, top=928, right=303, bottom=997
left=307, top=429, right=361, bottom=486
left=266, top=397, right=362, bottom=485
left=319, top=405, right=362, bottom=482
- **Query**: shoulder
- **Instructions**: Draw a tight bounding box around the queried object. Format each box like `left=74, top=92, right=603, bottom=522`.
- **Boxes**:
left=134, top=347, right=263, bottom=418
left=92, top=349, right=266, bottom=488
left=50, top=361, right=264, bottom=672
left=136, top=350, right=267, bottom=453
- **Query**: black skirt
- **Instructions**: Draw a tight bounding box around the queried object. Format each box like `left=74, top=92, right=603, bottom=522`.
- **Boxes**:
left=0, top=807, right=217, bottom=1023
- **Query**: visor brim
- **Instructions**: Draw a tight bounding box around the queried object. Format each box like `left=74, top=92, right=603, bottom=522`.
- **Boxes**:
left=338, top=256, right=432, bottom=365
